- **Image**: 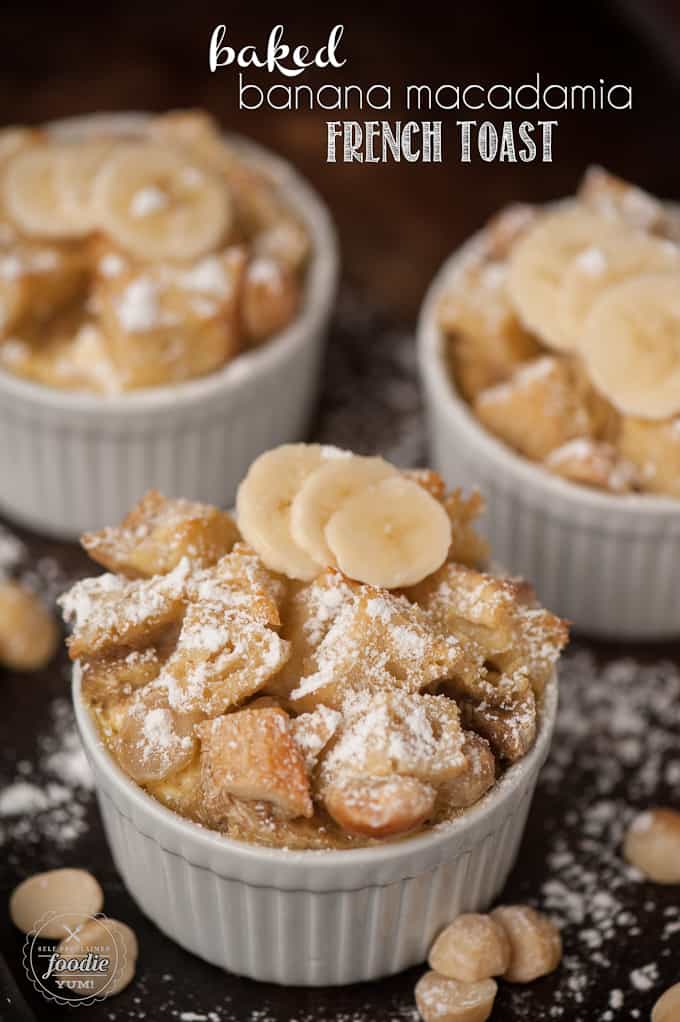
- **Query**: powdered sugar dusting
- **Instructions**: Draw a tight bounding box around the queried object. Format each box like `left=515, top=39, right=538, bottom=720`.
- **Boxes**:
left=130, top=185, right=169, bottom=218
left=115, top=275, right=161, bottom=332
left=503, top=648, right=680, bottom=1020
left=574, top=246, right=608, bottom=276
left=0, top=697, right=93, bottom=859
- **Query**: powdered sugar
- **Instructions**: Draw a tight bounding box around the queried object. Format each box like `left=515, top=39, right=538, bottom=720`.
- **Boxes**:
left=99, top=252, right=127, bottom=277
left=290, top=586, right=456, bottom=704
left=130, top=185, right=169, bottom=217
left=302, top=577, right=355, bottom=647
left=0, top=696, right=93, bottom=858
left=59, top=557, right=190, bottom=651
left=178, top=256, right=231, bottom=296
left=630, top=963, right=658, bottom=992
left=574, top=246, right=608, bottom=275
left=545, top=438, right=640, bottom=494
left=291, top=705, right=341, bottom=771
left=115, top=275, right=161, bottom=332
left=0, top=781, right=52, bottom=816
left=505, top=648, right=680, bottom=1020
left=248, top=258, right=283, bottom=287
left=0, top=248, right=60, bottom=280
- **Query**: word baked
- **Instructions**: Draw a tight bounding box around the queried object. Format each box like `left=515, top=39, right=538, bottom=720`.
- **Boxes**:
left=210, top=24, right=345, bottom=77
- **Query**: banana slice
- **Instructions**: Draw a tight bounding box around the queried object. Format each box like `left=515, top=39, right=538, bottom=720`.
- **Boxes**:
left=236, top=444, right=349, bottom=581
left=290, top=454, right=398, bottom=567
left=325, top=476, right=452, bottom=589
left=93, top=143, right=230, bottom=261
left=560, top=232, right=680, bottom=342
left=2, top=143, right=91, bottom=238
left=57, top=140, right=114, bottom=234
left=507, top=204, right=623, bottom=352
left=579, top=272, right=680, bottom=419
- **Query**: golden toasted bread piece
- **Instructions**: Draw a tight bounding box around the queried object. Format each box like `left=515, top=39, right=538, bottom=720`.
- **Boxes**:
left=578, top=165, right=665, bottom=235
left=0, top=239, right=87, bottom=340
left=159, top=601, right=290, bottom=717
left=443, top=489, right=490, bottom=568
left=439, top=225, right=540, bottom=402
left=94, top=248, right=246, bottom=388
left=290, top=704, right=342, bottom=773
left=289, top=585, right=477, bottom=713
left=619, top=417, right=680, bottom=498
left=145, top=757, right=203, bottom=820
left=320, top=690, right=467, bottom=788
left=459, top=686, right=536, bottom=763
left=80, top=646, right=164, bottom=704
left=242, top=256, right=301, bottom=346
left=0, top=304, right=122, bottom=394
left=490, top=596, right=569, bottom=698
left=436, top=732, right=496, bottom=814
left=198, top=707, right=313, bottom=821
left=60, top=563, right=187, bottom=660
left=473, top=356, right=597, bottom=461
left=82, top=489, right=240, bottom=578
left=402, top=467, right=447, bottom=501
left=147, top=110, right=240, bottom=184
left=192, top=543, right=285, bottom=627
left=217, top=797, right=357, bottom=849
left=268, top=570, right=358, bottom=701
left=567, top=355, right=621, bottom=443
left=407, top=563, right=519, bottom=656
left=409, top=563, right=567, bottom=699
left=484, top=203, right=540, bottom=260
left=113, top=685, right=200, bottom=784
left=545, top=439, right=639, bottom=494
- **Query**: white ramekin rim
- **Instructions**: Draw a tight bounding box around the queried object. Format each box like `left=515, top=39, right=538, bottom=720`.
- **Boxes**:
left=73, top=663, right=557, bottom=883
left=417, top=230, right=680, bottom=519
left=0, top=111, right=338, bottom=416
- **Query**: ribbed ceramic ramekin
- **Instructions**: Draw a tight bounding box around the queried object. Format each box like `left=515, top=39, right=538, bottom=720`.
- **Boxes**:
left=73, top=667, right=557, bottom=986
left=0, top=113, right=338, bottom=539
left=418, top=235, right=680, bottom=640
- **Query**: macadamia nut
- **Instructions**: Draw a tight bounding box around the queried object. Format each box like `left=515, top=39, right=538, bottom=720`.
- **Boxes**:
left=624, top=809, right=680, bottom=884
left=429, top=913, right=510, bottom=982
left=491, top=904, right=562, bottom=983
left=415, top=970, right=497, bottom=1022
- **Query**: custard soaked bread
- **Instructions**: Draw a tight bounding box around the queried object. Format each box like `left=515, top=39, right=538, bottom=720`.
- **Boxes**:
left=61, top=445, right=568, bottom=849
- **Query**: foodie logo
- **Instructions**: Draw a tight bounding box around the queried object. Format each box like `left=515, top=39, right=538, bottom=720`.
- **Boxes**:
left=22, top=912, right=125, bottom=1007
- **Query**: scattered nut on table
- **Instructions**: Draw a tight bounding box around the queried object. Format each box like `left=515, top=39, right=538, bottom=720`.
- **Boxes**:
left=415, top=970, right=497, bottom=1022
left=652, top=982, right=680, bottom=1022
left=490, top=905, right=562, bottom=983
left=428, top=913, right=510, bottom=982
left=9, top=868, right=104, bottom=937
left=57, top=916, right=138, bottom=998
left=0, top=581, right=59, bottom=671
left=624, top=808, right=680, bottom=884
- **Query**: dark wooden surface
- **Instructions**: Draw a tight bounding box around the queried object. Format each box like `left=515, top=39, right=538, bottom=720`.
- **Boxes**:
left=1, top=2, right=680, bottom=1020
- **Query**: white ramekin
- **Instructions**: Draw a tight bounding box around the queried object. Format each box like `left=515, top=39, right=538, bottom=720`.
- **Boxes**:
left=0, top=113, right=339, bottom=539
left=73, top=667, right=557, bottom=986
left=418, top=235, right=680, bottom=640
